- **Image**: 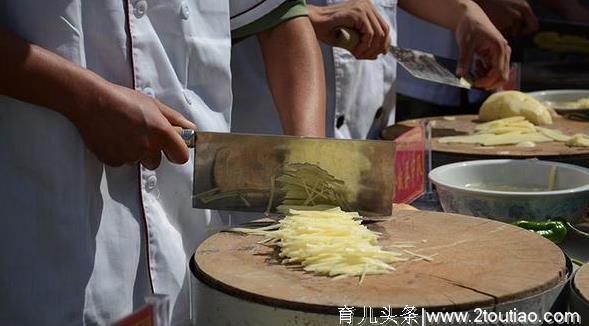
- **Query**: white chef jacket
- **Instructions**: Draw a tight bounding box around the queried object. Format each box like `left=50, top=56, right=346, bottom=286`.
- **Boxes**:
left=0, top=1, right=282, bottom=325
left=231, top=0, right=398, bottom=140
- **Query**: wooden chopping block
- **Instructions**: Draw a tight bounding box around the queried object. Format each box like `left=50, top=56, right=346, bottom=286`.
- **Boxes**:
left=193, top=210, right=566, bottom=313
left=575, top=264, right=589, bottom=304
left=392, top=115, right=589, bottom=158
left=571, top=263, right=589, bottom=325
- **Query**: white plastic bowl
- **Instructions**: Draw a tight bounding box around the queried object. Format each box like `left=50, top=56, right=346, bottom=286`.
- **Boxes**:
left=429, top=159, right=589, bottom=223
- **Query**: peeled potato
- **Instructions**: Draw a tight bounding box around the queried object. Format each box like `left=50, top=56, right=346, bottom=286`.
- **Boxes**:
left=566, top=134, right=589, bottom=147
left=534, top=31, right=589, bottom=54
left=440, top=115, right=589, bottom=147
left=479, top=91, right=553, bottom=125
left=536, top=127, right=571, bottom=142
left=480, top=132, right=552, bottom=146
left=557, top=98, right=589, bottom=109
left=440, top=132, right=552, bottom=147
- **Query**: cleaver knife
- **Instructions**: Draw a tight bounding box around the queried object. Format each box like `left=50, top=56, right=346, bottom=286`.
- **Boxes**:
left=333, top=27, right=473, bottom=89
left=177, top=129, right=396, bottom=216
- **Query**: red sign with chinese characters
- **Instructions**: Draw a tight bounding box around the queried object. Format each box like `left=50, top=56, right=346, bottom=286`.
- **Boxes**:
left=114, top=305, right=154, bottom=326
left=498, top=63, right=521, bottom=91
left=391, top=125, right=425, bottom=204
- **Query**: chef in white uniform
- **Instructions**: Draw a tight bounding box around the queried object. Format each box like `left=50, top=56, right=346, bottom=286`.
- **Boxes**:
left=0, top=0, right=324, bottom=325
left=232, top=0, right=511, bottom=140
left=232, top=0, right=398, bottom=139
left=396, top=0, right=539, bottom=122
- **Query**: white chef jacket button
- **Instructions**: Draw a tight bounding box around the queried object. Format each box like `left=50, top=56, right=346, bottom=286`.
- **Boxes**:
left=336, top=115, right=345, bottom=129
left=374, top=107, right=383, bottom=120
left=180, top=2, right=190, bottom=20
left=183, top=90, right=192, bottom=105
left=143, top=87, right=155, bottom=97
left=146, top=175, right=157, bottom=190
left=134, top=0, right=148, bottom=18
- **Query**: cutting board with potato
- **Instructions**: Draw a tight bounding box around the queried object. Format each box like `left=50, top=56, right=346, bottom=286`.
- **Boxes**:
left=192, top=209, right=567, bottom=313
left=394, top=115, right=589, bottom=158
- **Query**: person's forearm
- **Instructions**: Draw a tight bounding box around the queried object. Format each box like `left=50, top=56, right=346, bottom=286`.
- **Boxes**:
left=398, top=0, right=481, bottom=31
left=0, top=27, right=110, bottom=122
left=0, top=27, right=193, bottom=167
left=257, top=17, right=326, bottom=137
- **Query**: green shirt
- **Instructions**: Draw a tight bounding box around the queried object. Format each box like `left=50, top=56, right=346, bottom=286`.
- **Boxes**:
left=232, top=0, right=308, bottom=40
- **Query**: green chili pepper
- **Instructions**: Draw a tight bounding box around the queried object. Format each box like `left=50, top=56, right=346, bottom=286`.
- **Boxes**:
left=511, top=220, right=568, bottom=244
left=571, top=257, right=585, bottom=266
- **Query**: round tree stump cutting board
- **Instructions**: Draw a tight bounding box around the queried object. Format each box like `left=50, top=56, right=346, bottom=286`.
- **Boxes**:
left=193, top=210, right=566, bottom=314
left=575, top=264, right=589, bottom=304
left=394, top=115, right=589, bottom=158
left=571, top=264, right=589, bottom=324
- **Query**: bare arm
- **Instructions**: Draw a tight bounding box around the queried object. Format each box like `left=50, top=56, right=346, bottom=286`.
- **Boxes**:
left=473, top=0, right=538, bottom=36
left=257, top=17, right=326, bottom=137
left=398, top=0, right=475, bottom=30
left=0, top=27, right=193, bottom=169
left=399, top=0, right=511, bottom=89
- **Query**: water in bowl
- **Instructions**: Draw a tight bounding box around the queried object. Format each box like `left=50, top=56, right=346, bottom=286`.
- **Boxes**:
left=464, top=183, right=554, bottom=192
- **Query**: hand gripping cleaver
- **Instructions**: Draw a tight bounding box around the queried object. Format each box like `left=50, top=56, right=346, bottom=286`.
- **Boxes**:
left=333, top=27, right=473, bottom=89
left=176, top=129, right=396, bottom=216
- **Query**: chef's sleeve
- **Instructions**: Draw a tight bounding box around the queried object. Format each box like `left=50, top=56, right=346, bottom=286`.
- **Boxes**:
left=230, top=0, right=308, bottom=40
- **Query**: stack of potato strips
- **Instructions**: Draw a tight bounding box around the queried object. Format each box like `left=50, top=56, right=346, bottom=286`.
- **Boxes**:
left=439, top=116, right=589, bottom=147
left=232, top=206, right=408, bottom=281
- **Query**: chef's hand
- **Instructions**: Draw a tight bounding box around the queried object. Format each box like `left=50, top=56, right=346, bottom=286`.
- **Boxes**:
left=474, top=0, right=539, bottom=36
left=72, top=83, right=195, bottom=169
left=308, top=0, right=390, bottom=59
left=455, top=4, right=512, bottom=89
left=0, top=27, right=195, bottom=170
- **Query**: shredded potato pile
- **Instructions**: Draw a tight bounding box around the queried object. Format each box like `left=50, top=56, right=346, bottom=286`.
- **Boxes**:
left=554, top=97, right=589, bottom=109
left=276, top=163, right=350, bottom=210
left=566, top=134, right=589, bottom=147
left=233, top=206, right=407, bottom=280
left=228, top=164, right=425, bottom=281
left=439, top=116, right=589, bottom=147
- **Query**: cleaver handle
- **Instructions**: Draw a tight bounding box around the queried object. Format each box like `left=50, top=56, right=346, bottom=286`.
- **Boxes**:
left=332, top=27, right=360, bottom=52
left=174, top=127, right=195, bottom=148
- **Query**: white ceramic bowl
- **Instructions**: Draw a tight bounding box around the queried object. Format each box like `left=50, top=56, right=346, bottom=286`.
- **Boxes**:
left=429, top=159, right=589, bottom=223
left=528, top=89, right=589, bottom=119
left=528, top=89, right=589, bottom=103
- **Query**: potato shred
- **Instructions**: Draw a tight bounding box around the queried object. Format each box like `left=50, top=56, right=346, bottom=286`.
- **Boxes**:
left=439, top=116, right=589, bottom=147
left=232, top=206, right=407, bottom=281
left=276, top=163, right=350, bottom=211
